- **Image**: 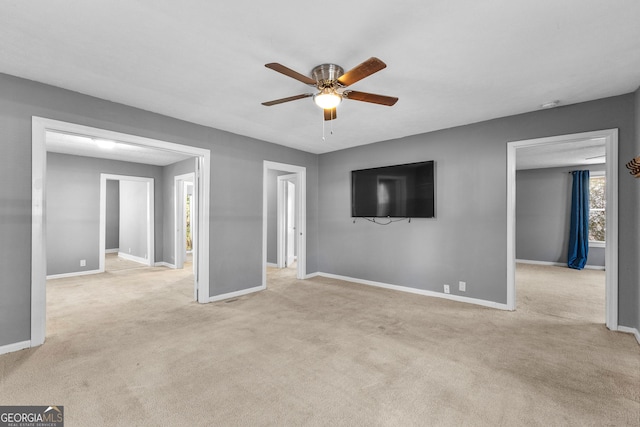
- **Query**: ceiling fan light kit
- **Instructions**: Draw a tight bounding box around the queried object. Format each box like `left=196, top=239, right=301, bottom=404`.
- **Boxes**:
left=262, top=57, right=398, bottom=127
left=313, top=87, right=342, bottom=109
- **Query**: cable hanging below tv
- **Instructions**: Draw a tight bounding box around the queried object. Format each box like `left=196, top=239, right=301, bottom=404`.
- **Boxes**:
left=351, top=160, right=435, bottom=221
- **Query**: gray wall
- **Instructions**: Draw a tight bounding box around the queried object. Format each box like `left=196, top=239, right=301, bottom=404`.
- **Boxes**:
left=0, top=72, right=318, bottom=347
left=317, top=94, right=638, bottom=329
left=105, top=180, right=120, bottom=250
left=1, top=71, right=637, bottom=348
left=161, top=157, right=196, bottom=266
left=46, top=153, right=163, bottom=276
left=119, top=180, right=149, bottom=260
left=516, top=165, right=605, bottom=267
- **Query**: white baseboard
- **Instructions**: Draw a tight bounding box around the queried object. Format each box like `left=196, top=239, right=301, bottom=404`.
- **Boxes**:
left=516, top=259, right=605, bottom=271
left=105, top=248, right=119, bottom=254
left=155, top=262, right=176, bottom=269
left=0, top=340, right=31, bottom=355
left=266, top=262, right=277, bottom=268
left=47, top=269, right=101, bottom=280
left=118, top=252, right=150, bottom=265
left=617, top=326, right=640, bottom=345
left=209, top=285, right=265, bottom=302
left=316, top=272, right=510, bottom=311
left=305, top=272, right=319, bottom=279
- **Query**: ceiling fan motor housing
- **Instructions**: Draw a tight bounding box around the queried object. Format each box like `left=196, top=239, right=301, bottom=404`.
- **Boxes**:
left=312, top=64, right=344, bottom=88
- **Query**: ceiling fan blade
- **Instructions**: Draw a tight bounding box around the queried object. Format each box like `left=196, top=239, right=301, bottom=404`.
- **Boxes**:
left=324, top=108, right=337, bottom=121
left=262, top=93, right=313, bottom=106
left=265, top=63, right=317, bottom=86
left=337, top=57, right=387, bottom=87
left=343, top=90, right=398, bottom=106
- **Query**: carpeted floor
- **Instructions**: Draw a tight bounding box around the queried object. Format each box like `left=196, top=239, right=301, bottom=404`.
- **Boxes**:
left=104, top=252, right=150, bottom=271
left=0, top=263, right=638, bottom=426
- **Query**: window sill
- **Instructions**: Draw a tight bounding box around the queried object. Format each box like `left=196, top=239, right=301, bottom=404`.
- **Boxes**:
left=589, top=241, right=605, bottom=248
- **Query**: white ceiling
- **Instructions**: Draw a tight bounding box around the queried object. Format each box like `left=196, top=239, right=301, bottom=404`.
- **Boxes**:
left=516, top=138, right=605, bottom=170
left=46, top=131, right=193, bottom=166
left=1, top=1, right=639, bottom=156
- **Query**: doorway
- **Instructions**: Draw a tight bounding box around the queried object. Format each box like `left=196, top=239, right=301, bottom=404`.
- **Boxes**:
left=262, top=161, right=307, bottom=288
left=277, top=174, right=297, bottom=269
left=100, top=174, right=155, bottom=272
left=175, top=173, right=196, bottom=292
left=32, top=117, right=211, bottom=347
left=506, top=129, right=618, bottom=330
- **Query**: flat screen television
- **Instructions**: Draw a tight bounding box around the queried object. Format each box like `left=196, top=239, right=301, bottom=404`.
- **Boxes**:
left=351, top=161, right=435, bottom=218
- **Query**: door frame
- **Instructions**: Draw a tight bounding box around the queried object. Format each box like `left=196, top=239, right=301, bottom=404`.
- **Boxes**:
left=277, top=173, right=297, bottom=268
left=262, top=161, right=307, bottom=285
left=31, top=117, right=211, bottom=347
left=506, top=129, right=618, bottom=330
left=100, top=174, right=155, bottom=270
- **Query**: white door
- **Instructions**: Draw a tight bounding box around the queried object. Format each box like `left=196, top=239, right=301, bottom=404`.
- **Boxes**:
left=286, top=180, right=296, bottom=267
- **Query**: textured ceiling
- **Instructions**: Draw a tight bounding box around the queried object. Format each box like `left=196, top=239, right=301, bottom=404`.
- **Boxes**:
left=1, top=1, right=639, bottom=155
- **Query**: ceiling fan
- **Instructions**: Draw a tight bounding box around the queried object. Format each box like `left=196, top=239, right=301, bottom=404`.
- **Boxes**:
left=261, top=57, right=398, bottom=121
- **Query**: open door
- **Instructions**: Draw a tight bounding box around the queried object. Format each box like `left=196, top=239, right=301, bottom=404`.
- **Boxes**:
left=286, top=180, right=296, bottom=267
left=277, top=174, right=297, bottom=268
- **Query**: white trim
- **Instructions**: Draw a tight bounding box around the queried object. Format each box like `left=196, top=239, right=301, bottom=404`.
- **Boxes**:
left=105, top=248, right=119, bottom=254
left=617, top=326, right=640, bottom=345
left=507, top=129, right=618, bottom=330
left=117, top=251, right=150, bottom=265
left=318, top=272, right=510, bottom=310
left=516, top=259, right=606, bottom=271
left=31, top=117, right=212, bottom=349
left=262, top=161, right=307, bottom=288
left=47, top=269, right=102, bottom=280
left=155, top=262, right=176, bottom=269
left=506, top=141, right=517, bottom=311
left=209, top=285, right=265, bottom=302
left=266, top=262, right=277, bottom=268
left=305, top=272, right=320, bottom=279
left=195, top=156, right=211, bottom=303
left=100, top=174, right=155, bottom=272
left=31, top=118, right=47, bottom=346
left=0, top=340, right=31, bottom=356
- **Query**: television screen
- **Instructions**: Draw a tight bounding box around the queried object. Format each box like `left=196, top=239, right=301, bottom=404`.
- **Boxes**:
left=351, top=161, right=435, bottom=218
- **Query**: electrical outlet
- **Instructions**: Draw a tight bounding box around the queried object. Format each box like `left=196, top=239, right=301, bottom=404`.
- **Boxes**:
left=459, top=281, right=466, bottom=292
left=443, top=284, right=450, bottom=294
left=80, top=259, right=86, bottom=267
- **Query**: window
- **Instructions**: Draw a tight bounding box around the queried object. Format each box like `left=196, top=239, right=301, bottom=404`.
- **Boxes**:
left=588, top=172, right=605, bottom=246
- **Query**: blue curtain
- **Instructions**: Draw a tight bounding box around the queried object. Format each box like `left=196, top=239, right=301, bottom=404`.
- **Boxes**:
left=567, top=170, right=589, bottom=269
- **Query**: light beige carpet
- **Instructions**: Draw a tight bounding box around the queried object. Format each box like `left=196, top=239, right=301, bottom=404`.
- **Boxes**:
left=0, top=263, right=638, bottom=426
left=104, top=252, right=149, bottom=271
